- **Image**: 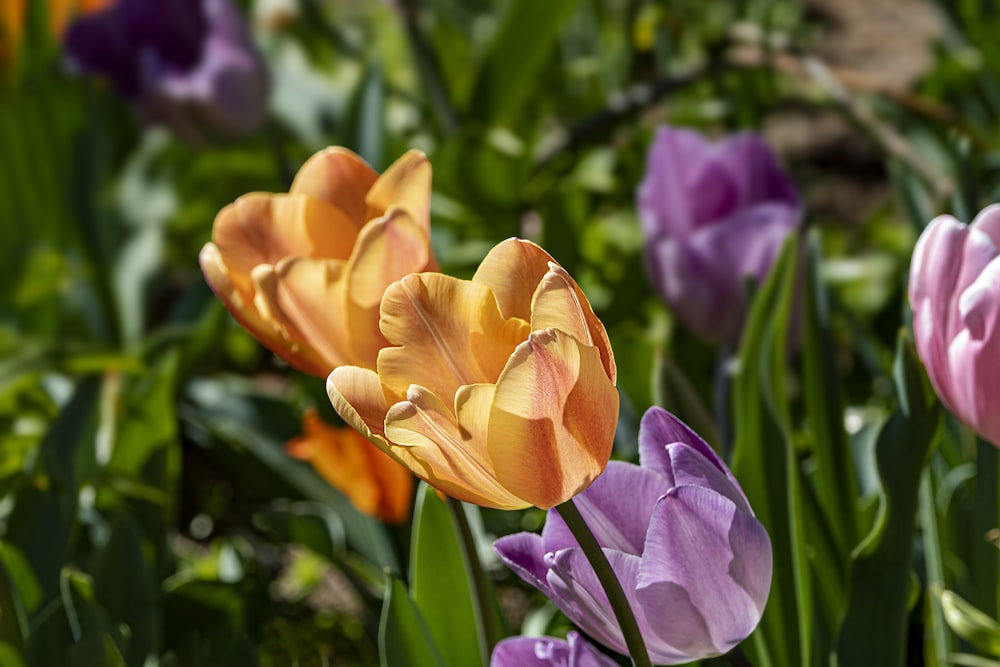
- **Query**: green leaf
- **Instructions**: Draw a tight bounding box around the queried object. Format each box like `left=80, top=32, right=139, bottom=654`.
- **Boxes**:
left=0, top=641, right=25, bottom=667
left=379, top=574, right=446, bottom=667
left=345, top=59, right=385, bottom=170
left=93, top=514, right=157, bottom=666
left=730, top=234, right=811, bottom=667
left=834, top=333, right=941, bottom=666
left=0, top=553, right=27, bottom=650
left=466, top=0, right=579, bottom=123
left=940, top=589, right=1000, bottom=656
left=410, top=485, right=485, bottom=667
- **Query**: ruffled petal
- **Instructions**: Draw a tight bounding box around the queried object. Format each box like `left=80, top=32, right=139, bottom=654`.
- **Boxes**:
left=376, top=273, right=528, bottom=402
left=327, top=366, right=392, bottom=443
left=384, top=385, right=527, bottom=509
left=365, top=149, right=432, bottom=231
left=488, top=329, right=618, bottom=509
left=289, top=146, right=378, bottom=222
left=636, top=486, right=772, bottom=659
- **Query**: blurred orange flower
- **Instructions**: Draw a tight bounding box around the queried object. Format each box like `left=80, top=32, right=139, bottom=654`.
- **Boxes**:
left=200, top=147, right=435, bottom=376
left=327, top=238, right=619, bottom=510
left=286, top=409, right=413, bottom=524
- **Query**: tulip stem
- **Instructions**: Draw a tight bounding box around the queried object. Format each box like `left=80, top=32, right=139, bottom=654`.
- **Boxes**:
left=556, top=499, right=652, bottom=667
left=446, top=497, right=498, bottom=662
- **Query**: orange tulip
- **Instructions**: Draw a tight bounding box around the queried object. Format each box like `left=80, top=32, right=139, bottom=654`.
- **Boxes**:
left=327, top=238, right=619, bottom=510
left=200, top=147, right=435, bottom=376
left=286, top=409, right=413, bottom=524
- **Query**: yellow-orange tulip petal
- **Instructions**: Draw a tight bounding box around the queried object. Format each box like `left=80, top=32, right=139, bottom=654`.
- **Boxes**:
left=488, top=328, right=618, bottom=509
left=251, top=257, right=353, bottom=372
left=287, top=409, right=413, bottom=523
left=376, top=273, right=529, bottom=402
left=364, top=150, right=432, bottom=231
left=344, top=209, right=432, bottom=368
left=472, top=238, right=553, bottom=321
left=531, top=263, right=617, bottom=382
left=328, top=237, right=619, bottom=510
left=201, top=146, right=436, bottom=376
left=290, top=147, right=378, bottom=222
left=385, top=385, right=527, bottom=509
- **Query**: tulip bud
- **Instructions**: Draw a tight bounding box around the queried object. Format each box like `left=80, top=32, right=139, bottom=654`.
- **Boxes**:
left=200, top=147, right=434, bottom=376
left=286, top=409, right=413, bottom=524
left=909, top=205, right=1000, bottom=446
left=63, top=0, right=269, bottom=145
left=327, top=238, right=619, bottom=510
left=491, top=632, right=618, bottom=667
left=494, top=407, right=771, bottom=664
left=637, top=126, right=802, bottom=344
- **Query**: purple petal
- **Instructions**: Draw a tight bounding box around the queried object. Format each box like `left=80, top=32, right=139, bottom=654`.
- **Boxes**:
left=637, top=127, right=714, bottom=238
left=544, top=462, right=666, bottom=556
left=63, top=7, right=141, bottom=96
left=636, top=486, right=772, bottom=659
left=638, top=408, right=739, bottom=493
left=493, top=532, right=551, bottom=596
left=545, top=547, right=643, bottom=657
left=662, top=444, right=750, bottom=513
left=710, top=133, right=801, bottom=210
left=490, top=633, right=618, bottom=667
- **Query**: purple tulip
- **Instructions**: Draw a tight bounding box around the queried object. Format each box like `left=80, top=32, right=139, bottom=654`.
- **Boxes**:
left=491, top=632, right=618, bottom=667
left=494, top=407, right=772, bottom=664
left=64, top=0, right=269, bottom=145
left=909, top=205, right=1000, bottom=446
left=637, top=126, right=802, bottom=344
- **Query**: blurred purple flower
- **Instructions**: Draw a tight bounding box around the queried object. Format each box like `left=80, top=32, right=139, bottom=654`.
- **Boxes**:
left=63, top=0, right=269, bottom=145
left=909, top=204, right=1000, bottom=447
left=491, top=632, right=618, bottom=667
left=637, top=126, right=802, bottom=344
left=494, top=407, right=771, bottom=664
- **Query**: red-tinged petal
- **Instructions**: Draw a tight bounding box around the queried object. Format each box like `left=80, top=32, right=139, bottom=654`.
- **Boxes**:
left=289, top=146, right=379, bottom=222
left=384, top=385, right=527, bottom=509
left=488, top=328, right=618, bottom=509
left=472, top=238, right=553, bottom=321
left=365, top=150, right=431, bottom=230
left=344, top=209, right=432, bottom=368
left=376, top=273, right=528, bottom=403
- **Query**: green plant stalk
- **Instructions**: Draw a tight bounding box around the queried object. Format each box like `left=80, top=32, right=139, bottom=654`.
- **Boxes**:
left=446, top=497, right=498, bottom=662
left=556, top=499, right=652, bottom=667
left=920, top=471, right=951, bottom=665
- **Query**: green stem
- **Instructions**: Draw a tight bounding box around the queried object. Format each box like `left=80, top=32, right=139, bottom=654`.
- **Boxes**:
left=919, top=470, right=951, bottom=665
left=556, top=499, right=652, bottom=667
left=446, top=497, right=498, bottom=662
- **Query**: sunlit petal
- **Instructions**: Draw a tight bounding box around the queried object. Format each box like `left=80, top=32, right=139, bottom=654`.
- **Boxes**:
left=365, top=149, right=432, bottom=230
left=289, top=146, right=379, bottom=222
left=472, top=238, right=553, bottom=321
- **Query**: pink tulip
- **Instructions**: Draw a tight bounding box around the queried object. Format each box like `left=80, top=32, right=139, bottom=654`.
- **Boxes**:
left=909, top=204, right=1000, bottom=445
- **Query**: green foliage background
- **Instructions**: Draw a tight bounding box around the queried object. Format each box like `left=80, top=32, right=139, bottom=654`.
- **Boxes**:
left=3, top=0, right=1000, bottom=665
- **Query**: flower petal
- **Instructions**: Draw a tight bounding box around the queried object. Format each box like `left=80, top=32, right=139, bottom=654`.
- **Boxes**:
left=384, top=385, right=528, bottom=509
left=344, top=209, right=433, bottom=368
left=365, top=149, right=432, bottom=230
left=530, top=263, right=616, bottom=382
left=493, top=532, right=550, bottom=595
left=211, top=192, right=362, bottom=287
left=327, top=366, right=392, bottom=443
left=251, top=257, right=353, bottom=373
left=289, top=146, right=378, bottom=222
left=544, top=547, right=644, bottom=658
left=543, top=461, right=666, bottom=556
left=472, top=238, right=553, bottom=321
left=376, top=273, right=529, bottom=403
left=636, top=486, right=772, bottom=659
left=488, top=329, right=618, bottom=509
left=638, top=407, right=749, bottom=510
